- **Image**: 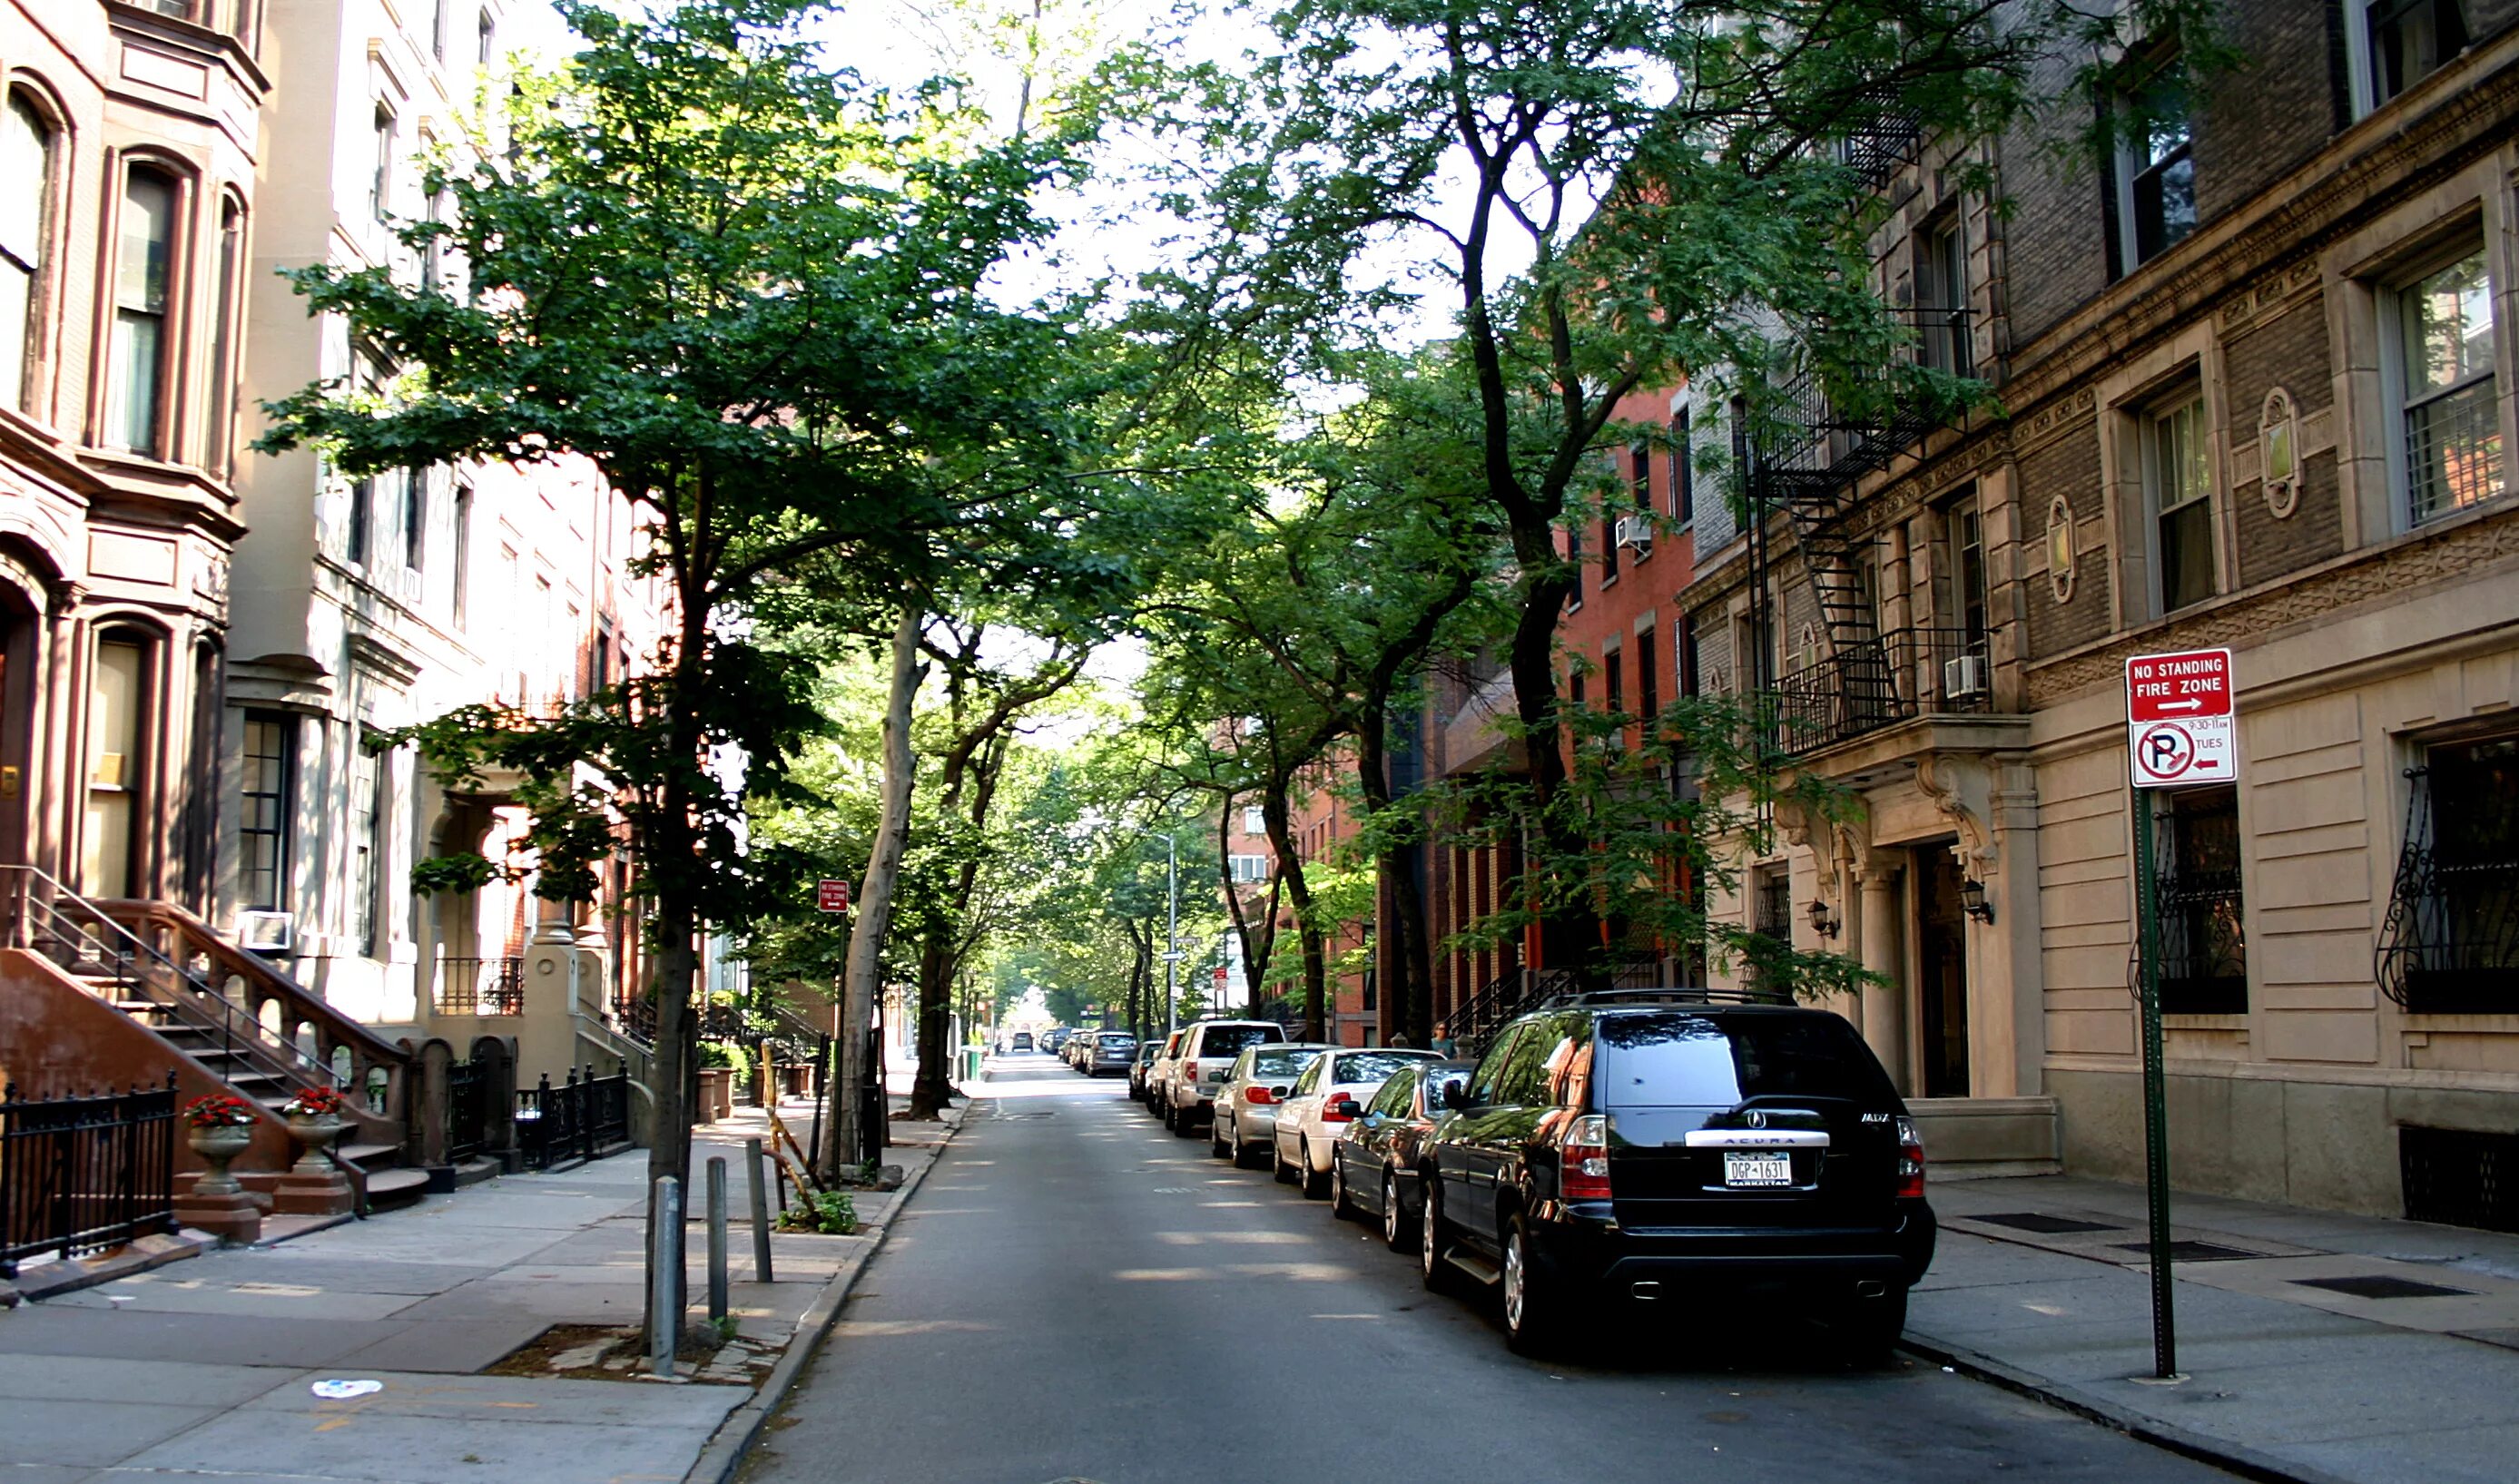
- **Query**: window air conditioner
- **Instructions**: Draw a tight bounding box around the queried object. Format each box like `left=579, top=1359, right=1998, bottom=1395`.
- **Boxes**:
left=237, top=910, right=294, bottom=953
left=1614, top=514, right=1653, bottom=551
left=1941, top=654, right=1990, bottom=702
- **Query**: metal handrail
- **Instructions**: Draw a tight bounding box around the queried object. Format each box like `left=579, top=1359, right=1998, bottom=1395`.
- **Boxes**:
left=0, top=866, right=339, bottom=1096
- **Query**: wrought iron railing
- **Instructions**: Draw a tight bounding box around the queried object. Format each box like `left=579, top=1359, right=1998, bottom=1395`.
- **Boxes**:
left=1749, top=309, right=1973, bottom=500
left=613, top=993, right=657, bottom=1049
left=516, top=1063, right=633, bottom=1171
left=1, top=1073, right=178, bottom=1276
left=2378, top=768, right=2519, bottom=1013
left=1767, top=626, right=1994, bottom=756
left=436, top=957, right=525, bottom=1016
left=447, top=1057, right=487, bottom=1164
left=2152, top=866, right=2248, bottom=1015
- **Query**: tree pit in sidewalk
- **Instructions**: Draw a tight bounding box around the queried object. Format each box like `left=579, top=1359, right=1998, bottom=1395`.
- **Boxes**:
left=485, top=1321, right=776, bottom=1386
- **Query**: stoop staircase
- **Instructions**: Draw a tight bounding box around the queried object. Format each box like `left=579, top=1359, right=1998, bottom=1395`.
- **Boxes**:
left=2, top=867, right=428, bottom=1210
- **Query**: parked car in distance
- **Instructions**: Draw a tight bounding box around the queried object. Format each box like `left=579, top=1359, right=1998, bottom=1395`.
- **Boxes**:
left=1162, top=1019, right=1290, bottom=1135
left=1130, top=1040, right=1163, bottom=1099
left=1415, top=989, right=1934, bottom=1360
left=1146, top=1028, right=1189, bottom=1114
left=1088, top=1032, right=1138, bottom=1077
left=1066, top=1030, right=1097, bottom=1068
left=1273, top=1048, right=1443, bottom=1196
left=1009, top=1031, right=1033, bottom=1053
left=1329, top=1059, right=1474, bottom=1246
left=1041, top=1027, right=1073, bottom=1057
left=1210, top=1043, right=1332, bottom=1165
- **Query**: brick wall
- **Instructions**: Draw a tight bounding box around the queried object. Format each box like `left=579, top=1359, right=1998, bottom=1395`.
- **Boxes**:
left=1993, top=53, right=2111, bottom=348
left=2192, top=2, right=2342, bottom=215
left=2225, top=300, right=2347, bottom=586
left=2020, top=419, right=2112, bottom=658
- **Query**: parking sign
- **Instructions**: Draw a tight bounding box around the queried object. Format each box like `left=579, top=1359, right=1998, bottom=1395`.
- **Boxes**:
left=2127, top=648, right=2235, bottom=789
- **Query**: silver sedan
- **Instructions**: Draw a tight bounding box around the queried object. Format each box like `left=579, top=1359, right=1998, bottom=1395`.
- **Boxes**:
left=1209, top=1043, right=1332, bottom=1167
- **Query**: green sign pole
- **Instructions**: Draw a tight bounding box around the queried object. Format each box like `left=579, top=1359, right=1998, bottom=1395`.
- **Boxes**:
left=2131, top=795, right=2178, bottom=1379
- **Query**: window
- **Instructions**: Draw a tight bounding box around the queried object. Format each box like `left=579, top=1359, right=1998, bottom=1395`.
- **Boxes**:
left=2113, top=69, right=2194, bottom=270
left=1563, top=525, right=1583, bottom=611
left=2354, top=0, right=2470, bottom=113
left=206, top=202, right=243, bottom=477
left=2, top=93, right=56, bottom=413
left=2396, top=249, right=2502, bottom=525
left=353, top=735, right=385, bottom=956
left=403, top=467, right=427, bottom=571
left=451, top=484, right=473, bottom=624
left=1568, top=666, right=1586, bottom=711
left=424, top=190, right=447, bottom=288
left=431, top=0, right=448, bottom=57
left=2377, top=734, right=2519, bottom=1013
left=1952, top=500, right=1988, bottom=643
left=1228, top=853, right=1269, bottom=884
left=109, top=168, right=179, bottom=457
left=2150, top=784, right=2247, bottom=1014
left=240, top=713, right=294, bottom=910
left=370, top=104, right=396, bottom=223
left=1604, top=646, right=1623, bottom=722
left=1242, top=804, right=1265, bottom=836
left=1668, top=408, right=1693, bottom=526
left=348, top=476, right=375, bottom=566
left=1599, top=511, right=1619, bottom=581
left=1629, top=442, right=1651, bottom=513
left=477, top=8, right=497, bottom=65
left=1678, top=613, right=1700, bottom=699
left=1638, top=625, right=1658, bottom=730
left=1918, top=212, right=1972, bottom=377
left=1753, top=867, right=1792, bottom=942
left=83, top=638, right=146, bottom=897
left=2148, top=398, right=2216, bottom=613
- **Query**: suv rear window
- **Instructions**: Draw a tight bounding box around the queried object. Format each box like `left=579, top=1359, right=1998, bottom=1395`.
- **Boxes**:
left=1596, top=1012, right=1894, bottom=1106
left=1330, top=1052, right=1434, bottom=1086
left=1196, top=1024, right=1283, bottom=1057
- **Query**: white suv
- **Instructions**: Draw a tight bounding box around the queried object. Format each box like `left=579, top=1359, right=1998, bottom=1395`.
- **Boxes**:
left=1161, top=1020, right=1289, bottom=1135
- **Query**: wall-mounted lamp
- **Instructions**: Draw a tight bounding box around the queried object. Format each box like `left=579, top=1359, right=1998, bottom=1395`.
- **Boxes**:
left=1959, top=878, right=1994, bottom=925
left=1806, top=898, right=1840, bottom=939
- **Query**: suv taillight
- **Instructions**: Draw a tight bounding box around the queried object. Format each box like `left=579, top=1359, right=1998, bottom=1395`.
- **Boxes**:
left=1561, top=1114, right=1611, bottom=1200
left=1182, top=1060, right=1199, bottom=1082
left=1896, top=1115, right=1925, bottom=1199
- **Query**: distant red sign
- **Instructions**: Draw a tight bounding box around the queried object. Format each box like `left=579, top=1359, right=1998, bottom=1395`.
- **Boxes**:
left=2127, top=648, right=2232, bottom=722
left=1212, top=967, right=1228, bottom=990
left=816, top=879, right=851, bottom=913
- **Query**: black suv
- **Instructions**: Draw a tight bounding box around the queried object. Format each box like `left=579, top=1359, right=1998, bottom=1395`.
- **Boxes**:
left=1416, top=990, right=1933, bottom=1359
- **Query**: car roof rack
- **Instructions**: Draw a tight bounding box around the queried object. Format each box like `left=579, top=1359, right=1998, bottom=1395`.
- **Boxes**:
left=1535, top=986, right=1798, bottom=1010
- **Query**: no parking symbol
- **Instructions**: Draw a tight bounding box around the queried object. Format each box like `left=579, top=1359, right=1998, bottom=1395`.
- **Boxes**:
left=2127, top=648, right=2236, bottom=790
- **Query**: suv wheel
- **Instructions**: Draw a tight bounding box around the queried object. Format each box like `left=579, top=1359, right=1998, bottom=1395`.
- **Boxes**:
left=1420, top=1175, right=1461, bottom=1294
left=1382, top=1172, right=1412, bottom=1252
left=1834, top=1285, right=1909, bottom=1369
left=1300, top=1140, right=1331, bottom=1199
left=1172, top=1105, right=1201, bottom=1138
left=1502, top=1212, right=1571, bottom=1357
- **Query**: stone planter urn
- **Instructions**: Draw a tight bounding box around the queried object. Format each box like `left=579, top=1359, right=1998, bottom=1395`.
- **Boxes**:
left=187, top=1125, right=254, bottom=1196
left=285, top=1114, right=346, bottom=1175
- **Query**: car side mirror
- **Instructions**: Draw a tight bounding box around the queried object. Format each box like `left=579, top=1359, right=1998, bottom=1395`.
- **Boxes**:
left=1269, top=1086, right=1290, bottom=1098
left=1332, top=1098, right=1363, bottom=1118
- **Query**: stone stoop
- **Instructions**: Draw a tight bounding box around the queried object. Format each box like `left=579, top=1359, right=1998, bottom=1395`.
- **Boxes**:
left=1909, top=1096, right=2062, bottom=1179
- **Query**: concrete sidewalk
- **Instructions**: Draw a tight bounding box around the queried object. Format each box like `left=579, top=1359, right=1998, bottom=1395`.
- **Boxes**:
left=1911, top=1173, right=2519, bottom=1484
left=0, top=1089, right=959, bottom=1484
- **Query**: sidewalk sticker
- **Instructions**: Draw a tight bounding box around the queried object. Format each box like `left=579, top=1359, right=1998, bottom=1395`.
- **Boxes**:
left=310, top=1379, right=384, bottom=1399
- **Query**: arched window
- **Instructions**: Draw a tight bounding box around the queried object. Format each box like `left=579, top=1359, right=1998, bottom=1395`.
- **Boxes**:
left=109, top=166, right=180, bottom=457
left=1, top=91, right=57, bottom=413
left=206, top=198, right=244, bottom=477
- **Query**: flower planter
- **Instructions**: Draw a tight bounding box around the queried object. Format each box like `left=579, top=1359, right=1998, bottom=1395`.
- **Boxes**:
left=186, top=1125, right=254, bottom=1196
left=285, top=1113, right=346, bottom=1174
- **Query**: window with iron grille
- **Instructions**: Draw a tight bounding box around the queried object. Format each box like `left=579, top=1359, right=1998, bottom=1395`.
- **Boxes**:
left=2150, top=785, right=2248, bottom=1014
left=2378, top=736, right=2519, bottom=1013
left=1754, top=869, right=1792, bottom=942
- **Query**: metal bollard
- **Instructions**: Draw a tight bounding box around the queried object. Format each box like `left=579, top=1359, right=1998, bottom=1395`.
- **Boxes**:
left=706, top=1156, right=730, bottom=1322
left=745, top=1137, right=774, bottom=1283
left=649, top=1175, right=683, bottom=1379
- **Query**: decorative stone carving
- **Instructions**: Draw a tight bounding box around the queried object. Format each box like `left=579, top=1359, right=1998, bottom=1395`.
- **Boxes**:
left=2047, top=494, right=2077, bottom=602
left=1912, top=752, right=1998, bottom=877
left=2259, top=387, right=2300, bottom=518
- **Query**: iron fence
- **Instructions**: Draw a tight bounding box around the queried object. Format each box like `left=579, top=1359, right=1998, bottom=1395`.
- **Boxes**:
left=1, top=1073, right=178, bottom=1277
left=516, top=1063, right=633, bottom=1171
left=436, top=957, right=525, bottom=1016
left=1768, top=626, right=1994, bottom=756
left=2378, top=766, right=2519, bottom=1014
left=447, top=1056, right=487, bottom=1164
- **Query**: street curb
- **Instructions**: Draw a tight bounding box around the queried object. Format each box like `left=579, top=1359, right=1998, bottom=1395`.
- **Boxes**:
left=3, top=1231, right=204, bottom=1306
left=1899, top=1330, right=2356, bottom=1484
left=681, top=1102, right=967, bottom=1484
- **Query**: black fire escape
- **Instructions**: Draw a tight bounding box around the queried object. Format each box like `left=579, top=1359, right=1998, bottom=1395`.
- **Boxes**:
left=1738, top=109, right=1987, bottom=756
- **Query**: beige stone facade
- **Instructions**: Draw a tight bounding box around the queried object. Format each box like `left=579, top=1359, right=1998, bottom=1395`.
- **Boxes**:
left=1680, top=4, right=2519, bottom=1215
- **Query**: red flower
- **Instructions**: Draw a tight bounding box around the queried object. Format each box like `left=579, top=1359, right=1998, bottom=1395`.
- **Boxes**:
left=183, top=1095, right=258, bottom=1128
left=280, top=1086, right=349, bottom=1118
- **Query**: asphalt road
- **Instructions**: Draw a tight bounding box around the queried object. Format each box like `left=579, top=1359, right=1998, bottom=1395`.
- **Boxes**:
left=744, top=1054, right=2235, bottom=1484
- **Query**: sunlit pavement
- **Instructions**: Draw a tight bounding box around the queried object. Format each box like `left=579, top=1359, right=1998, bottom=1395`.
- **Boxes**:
left=742, top=1054, right=2234, bottom=1484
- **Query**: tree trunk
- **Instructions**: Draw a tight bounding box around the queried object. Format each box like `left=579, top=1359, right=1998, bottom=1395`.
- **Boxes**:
left=906, top=929, right=956, bottom=1118
left=1260, top=785, right=1327, bottom=1041
left=827, top=599, right=925, bottom=1174
left=1505, top=551, right=1597, bottom=987
left=1353, top=704, right=1434, bottom=1047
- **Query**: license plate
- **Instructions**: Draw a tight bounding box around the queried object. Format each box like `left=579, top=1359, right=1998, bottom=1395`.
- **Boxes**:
left=1723, top=1152, right=1793, bottom=1188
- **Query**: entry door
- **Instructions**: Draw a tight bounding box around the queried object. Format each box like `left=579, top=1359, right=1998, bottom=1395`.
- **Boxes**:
left=82, top=639, right=145, bottom=897
left=0, top=604, right=28, bottom=866
left=1915, top=846, right=1972, bottom=1098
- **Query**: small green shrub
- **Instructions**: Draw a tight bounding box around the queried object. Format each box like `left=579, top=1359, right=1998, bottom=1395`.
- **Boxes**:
left=777, top=1189, right=859, bottom=1234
